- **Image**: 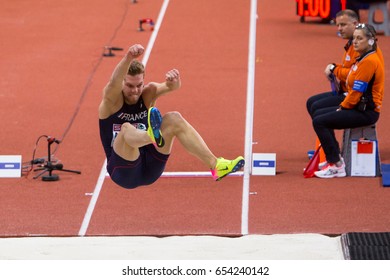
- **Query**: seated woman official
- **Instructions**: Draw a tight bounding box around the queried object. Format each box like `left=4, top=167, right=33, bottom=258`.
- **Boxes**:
left=312, top=23, right=385, bottom=179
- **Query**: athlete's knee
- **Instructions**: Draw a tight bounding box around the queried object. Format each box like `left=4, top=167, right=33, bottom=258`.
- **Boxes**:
left=117, top=122, right=135, bottom=138
left=161, top=111, right=188, bottom=136
left=120, top=122, right=134, bottom=132
left=162, top=111, right=186, bottom=127
left=164, top=111, right=183, bottom=121
left=114, top=122, right=136, bottom=146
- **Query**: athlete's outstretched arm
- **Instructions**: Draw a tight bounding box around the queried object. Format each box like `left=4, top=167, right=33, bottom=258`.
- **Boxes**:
left=99, top=44, right=144, bottom=118
left=147, top=68, right=181, bottom=105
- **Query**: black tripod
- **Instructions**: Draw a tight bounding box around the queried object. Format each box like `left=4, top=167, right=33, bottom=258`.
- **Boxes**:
left=33, top=137, right=81, bottom=181
left=102, top=46, right=123, bottom=57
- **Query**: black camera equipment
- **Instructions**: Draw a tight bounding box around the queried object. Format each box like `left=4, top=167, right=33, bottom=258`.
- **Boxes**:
left=33, top=136, right=81, bottom=181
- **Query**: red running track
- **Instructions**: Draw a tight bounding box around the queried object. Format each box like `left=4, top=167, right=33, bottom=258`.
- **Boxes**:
left=0, top=0, right=390, bottom=237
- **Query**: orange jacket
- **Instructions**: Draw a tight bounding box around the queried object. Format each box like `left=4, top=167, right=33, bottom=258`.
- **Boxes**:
left=340, top=50, right=385, bottom=112
left=333, top=40, right=359, bottom=92
left=333, top=41, right=384, bottom=92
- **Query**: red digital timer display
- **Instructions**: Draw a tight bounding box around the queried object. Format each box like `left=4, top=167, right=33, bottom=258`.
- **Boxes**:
left=296, top=0, right=347, bottom=19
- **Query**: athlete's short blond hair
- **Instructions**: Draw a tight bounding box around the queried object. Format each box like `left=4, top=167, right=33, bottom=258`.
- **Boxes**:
left=127, top=60, right=145, bottom=76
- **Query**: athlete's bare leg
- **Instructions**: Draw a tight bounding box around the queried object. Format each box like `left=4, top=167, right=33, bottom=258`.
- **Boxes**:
left=156, top=111, right=218, bottom=169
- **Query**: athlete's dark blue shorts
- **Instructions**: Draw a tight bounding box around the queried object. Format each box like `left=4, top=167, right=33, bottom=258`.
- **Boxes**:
left=107, top=144, right=169, bottom=189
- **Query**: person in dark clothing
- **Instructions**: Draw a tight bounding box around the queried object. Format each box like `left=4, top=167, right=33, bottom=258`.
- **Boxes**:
left=306, top=9, right=360, bottom=118
left=312, top=24, right=385, bottom=178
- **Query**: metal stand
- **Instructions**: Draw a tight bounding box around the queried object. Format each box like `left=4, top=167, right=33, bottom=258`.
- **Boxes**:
left=33, top=137, right=81, bottom=181
left=103, top=46, right=123, bottom=57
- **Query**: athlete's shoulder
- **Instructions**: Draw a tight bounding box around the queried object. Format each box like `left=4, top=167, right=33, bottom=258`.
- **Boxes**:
left=144, top=82, right=158, bottom=92
left=141, top=83, right=158, bottom=107
left=99, top=96, right=124, bottom=119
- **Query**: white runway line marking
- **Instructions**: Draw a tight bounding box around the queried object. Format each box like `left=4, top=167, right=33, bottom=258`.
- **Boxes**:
left=241, top=0, right=258, bottom=235
left=78, top=0, right=171, bottom=236
left=102, top=171, right=243, bottom=178
left=78, top=159, right=107, bottom=236
left=141, top=0, right=170, bottom=67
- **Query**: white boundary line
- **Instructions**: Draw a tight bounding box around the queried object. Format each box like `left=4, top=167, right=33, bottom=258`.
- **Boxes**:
left=141, top=0, right=170, bottom=67
left=78, top=0, right=171, bottom=237
left=161, top=171, right=243, bottom=178
left=78, top=159, right=107, bottom=236
left=103, top=171, right=244, bottom=178
left=241, top=0, right=258, bottom=235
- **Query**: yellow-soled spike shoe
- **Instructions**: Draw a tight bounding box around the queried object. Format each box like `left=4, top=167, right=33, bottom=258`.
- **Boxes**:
left=147, top=107, right=165, bottom=148
left=211, top=156, right=245, bottom=181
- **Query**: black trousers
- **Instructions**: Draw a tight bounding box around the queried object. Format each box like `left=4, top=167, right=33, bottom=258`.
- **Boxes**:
left=312, top=107, right=379, bottom=163
left=306, top=91, right=345, bottom=118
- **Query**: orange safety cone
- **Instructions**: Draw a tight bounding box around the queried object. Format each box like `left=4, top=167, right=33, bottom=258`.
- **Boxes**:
left=303, top=144, right=322, bottom=178
left=315, top=137, right=326, bottom=164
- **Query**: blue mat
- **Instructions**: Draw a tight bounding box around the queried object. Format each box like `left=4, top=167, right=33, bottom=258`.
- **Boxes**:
left=381, top=164, right=390, bottom=187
